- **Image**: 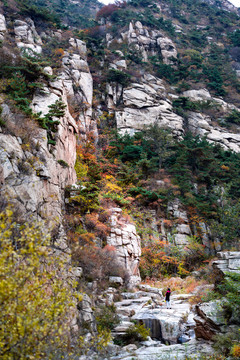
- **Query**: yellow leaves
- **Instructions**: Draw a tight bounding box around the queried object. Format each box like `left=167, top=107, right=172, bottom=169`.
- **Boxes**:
left=178, top=262, right=190, bottom=277
left=0, top=208, right=80, bottom=359
left=74, top=293, right=83, bottom=302
left=231, top=344, right=240, bottom=357
left=221, top=164, right=230, bottom=171
left=105, top=182, right=122, bottom=193
left=75, top=153, right=88, bottom=180
left=95, top=329, right=112, bottom=351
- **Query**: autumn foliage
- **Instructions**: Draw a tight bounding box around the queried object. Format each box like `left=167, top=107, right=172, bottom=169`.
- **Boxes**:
left=0, top=208, right=81, bottom=359
left=72, top=244, right=126, bottom=284
left=96, top=3, right=121, bottom=20
left=140, top=239, right=180, bottom=278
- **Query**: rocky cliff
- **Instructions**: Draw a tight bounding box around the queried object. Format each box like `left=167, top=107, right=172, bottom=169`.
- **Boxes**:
left=0, top=14, right=94, bottom=223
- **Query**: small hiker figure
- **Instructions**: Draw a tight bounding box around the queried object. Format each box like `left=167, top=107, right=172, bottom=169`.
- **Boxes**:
left=165, top=288, right=171, bottom=309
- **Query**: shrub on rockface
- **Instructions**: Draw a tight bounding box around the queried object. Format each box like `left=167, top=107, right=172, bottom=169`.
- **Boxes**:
left=95, top=303, right=120, bottom=331
left=106, top=69, right=131, bottom=87
left=72, top=244, right=126, bottom=285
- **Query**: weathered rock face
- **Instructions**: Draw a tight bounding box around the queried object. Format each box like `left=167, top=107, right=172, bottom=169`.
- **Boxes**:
left=106, top=19, right=240, bottom=153
left=166, top=199, right=192, bottom=247
left=164, top=198, right=215, bottom=253
left=212, top=251, right=240, bottom=276
left=0, top=14, right=7, bottom=39
left=0, top=127, right=71, bottom=220
left=183, top=89, right=240, bottom=153
left=189, top=111, right=240, bottom=153
left=112, top=285, right=194, bottom=345
left=107, top=208, right=141, bottom=286
left=108, top=73, right=183, bottom=136
left=78, top=294, right=96, bottom=333
left=108, top=21, right=177, bottom=64
left=194, top=301, right=224, bottom=340
left=109, top=80, right=240, bottom=153
left=0, top=16, right=95, bottom=224
left=0, top=14, right=97, bottom=340
left=14, top=18, right=43, bottom=54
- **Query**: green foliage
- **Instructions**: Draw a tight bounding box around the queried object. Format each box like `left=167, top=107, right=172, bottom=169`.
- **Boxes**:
left=114, top=322, right=150, bottom=346
left=225, top=109, right=240, bottom=125
left=106, top=69, right=131, bottom=87
left=16, top=0, right=62, bottom=27
left=108, top=3, right=175, bottom=36
left=57, top=159, right=69, bottom=168
left=95, top=304, right=120, bottom=331
left=45, top=0, right=99, bottom=28
left=203, top=65, right=226, bottom=97
left=0, top=208, right=81, bottom=359
left=0, top=105, right=5, bottom=127
left=229, top=29, right=240, bottom=47
left=107, top=125, right=173, bottom=173
left=156, top=64, right=177, bottom=84
left=218, top=272, right=240, bottom=320
left=5, top=72, right=31, bottom=112
left=37, top=100, right=66, bottom=145
left=0, top=52, right=60, bottom=142
left=188, top=29, right=207, bottom=48
left=173, top=96, right=200, bottom=114
left=124, top=323, right=150, bottom=343
left=68, top=182, right=100, bottom=214
left=106, top=125, right=240, bottom=249
left=165, top=133, right=240, bottom=218
left=213, top=329, right=240, bottom=357
left=173, top=97, right=214, bottom=117
left=129, top=0, right=153, bottom=7
left=38, top=100, right=66, bottom=131
left=210, top=196, right=240, bottom=245
left=126, top=46, right=143, bottom=64
left=102, top=192, right=131, bottom=206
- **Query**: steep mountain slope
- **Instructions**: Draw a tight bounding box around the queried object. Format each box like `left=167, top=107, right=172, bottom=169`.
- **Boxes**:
left=1, top=0, right=102, bottom=28
left=0, top=0, right=240, bottom=358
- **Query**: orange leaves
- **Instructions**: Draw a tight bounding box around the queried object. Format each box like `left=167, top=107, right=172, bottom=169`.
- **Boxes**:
left=221, top=164, right=230, bottom=171
left=85, top=213, right=98, bottom=229
left=79, top=232, right=95, bottom=245
left=54, top=48, right=65, bottom=58
left=103, top=244, right=116, bottom=252
left=163, top=219, right=173, bottom=228
left=95, top=222, right=110, bottom=239
left=85, top=212, right=110, bottom=240
left=140, top=239, right=180, bottom=279
left=232, top=344, right=240, bottom=358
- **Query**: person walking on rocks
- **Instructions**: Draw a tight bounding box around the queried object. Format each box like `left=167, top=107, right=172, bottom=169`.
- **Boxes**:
left=165, top=288, right=171, bottom=309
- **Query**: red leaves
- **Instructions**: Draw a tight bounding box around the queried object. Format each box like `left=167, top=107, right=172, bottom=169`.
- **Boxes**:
left=96, top=4, right=119, bottom=20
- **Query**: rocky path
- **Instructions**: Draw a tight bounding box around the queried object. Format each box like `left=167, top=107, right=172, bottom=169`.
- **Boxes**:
left=102, top=285, right=214, bottom=360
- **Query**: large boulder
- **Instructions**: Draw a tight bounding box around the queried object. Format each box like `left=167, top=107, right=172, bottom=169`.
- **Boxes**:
left=107, top=208, right=141, bottom=287
left=194, top=301, right=225, bottom=340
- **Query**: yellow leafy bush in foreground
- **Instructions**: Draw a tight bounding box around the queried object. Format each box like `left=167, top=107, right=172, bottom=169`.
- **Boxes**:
left=0, top=208, right=79, bottom=359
